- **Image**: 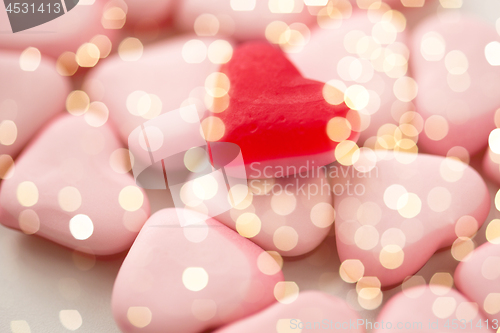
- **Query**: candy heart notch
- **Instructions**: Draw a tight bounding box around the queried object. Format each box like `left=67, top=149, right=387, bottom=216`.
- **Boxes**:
left=0, top=51, right=69, bottom=166
left=204, top=42, right=359, bottom=179
left=374, top=286, right=493, bottom=333
left=411, top=14, right=500, bottom=156
left=333, top=151, right=489, bottom=287
left=0, top=115, right=150, bottom=255
left=214, top=169, right=335, bottom=257
left=289, top=12, right=412, bottom=142
left=112, top=208, right=283, bottom=333
left=455, top=240, right=500, bottom=322
left=215, top=291, right=365, bottom=333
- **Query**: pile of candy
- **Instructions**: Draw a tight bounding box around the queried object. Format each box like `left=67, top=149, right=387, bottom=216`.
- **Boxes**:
left=1, top=0, right=500, bottom=332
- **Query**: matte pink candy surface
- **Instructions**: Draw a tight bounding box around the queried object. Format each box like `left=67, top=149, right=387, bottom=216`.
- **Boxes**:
left=84, top=35, right=221, bottom=145
left=375, top=286, right=494, bottom=333
left=455, top=241, right=500, bottom=323
left=333, top=151, right=490, bottom=287
left=215, top=170, right=334, bottom=256
left=112, top=208, right=283, bottom=333
left=0, top=1, right=117, bottom=58
left=174, top=0, right=315, bottom=41
left=289, top=13, right=412, bottom=142
left=411, top=14, right=500, bottom=156
left=0, top=51, right=69, bottom=160
left=0, top=115, right=150, bottom=255
left=215, top=291, right=365, bottom=333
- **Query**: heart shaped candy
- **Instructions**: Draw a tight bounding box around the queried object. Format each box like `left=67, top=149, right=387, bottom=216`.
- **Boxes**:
left=214, top=169, right=334, bottom=256
left=289, top=12, right=412, bottom=142
left=333, top=150, right=489, bottom=287
left=410, top=14, right=500, bottom=156
left=204, top=42, right=359, bottom=178
left=85, top=36, right=224, bottom=175
left=0, top=115, right=150, bottom=255
left=455, top=241, right=500, bottom=322
left=0, top=51, right=69, bottom=164
left=175, top=0, right=315, bottom=41
left=215, top=291, right=365, bottom=333
left=375, top=286, right=493, bottom=333
left=112, top=208, right=283, bottom=333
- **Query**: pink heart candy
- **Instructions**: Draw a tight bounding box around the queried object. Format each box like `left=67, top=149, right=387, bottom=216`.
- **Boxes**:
left=215, top=170, right=334, bottom=256
left=375, top=286, right=494, bottom=333
left=411, top=13, right=500, bottom=156
left=0, top=51, right=69, bottom=162
left=0, top=1, right=117, bottom=59
left=84, top=34, right=222, bottom=149
left=215, top=291, right=365, bottom=333
left=333, top=150, right=489, bottom=287
left=85, top=35, right=229, bottom=190
left=0, top=114, right=150, bottom=255
left=112, top=208, right=283, bottom=333
left=174, top=0, right=315, bottom=41
left=289, top=12, right=412, bottom=142
left=455, top=241, right=500, bottom=323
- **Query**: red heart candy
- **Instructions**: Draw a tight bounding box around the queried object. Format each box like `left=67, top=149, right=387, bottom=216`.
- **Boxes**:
left=204, top=42, right=359, bottom=178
